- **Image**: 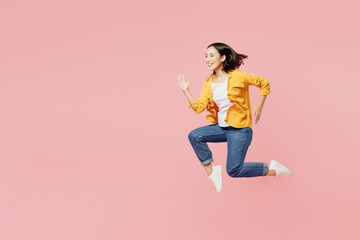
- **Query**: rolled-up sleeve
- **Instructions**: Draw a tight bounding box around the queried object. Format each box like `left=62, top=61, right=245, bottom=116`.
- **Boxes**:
left=244, top=72, right=271, bottom=96
left=188, top=82, right=209, bottom=113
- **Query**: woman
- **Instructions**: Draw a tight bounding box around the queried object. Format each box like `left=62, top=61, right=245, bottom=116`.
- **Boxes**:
left=177, top=42, right=292, bottom=193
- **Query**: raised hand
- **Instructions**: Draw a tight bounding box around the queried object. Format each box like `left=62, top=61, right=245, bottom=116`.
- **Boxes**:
left=177, top=73, right=190, bottom=92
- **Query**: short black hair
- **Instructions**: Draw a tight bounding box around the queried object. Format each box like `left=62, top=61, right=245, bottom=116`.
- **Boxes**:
left=207, top=42, right=248, bottom=73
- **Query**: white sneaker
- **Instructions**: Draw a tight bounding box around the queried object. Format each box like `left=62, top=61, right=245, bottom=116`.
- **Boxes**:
left=208, top=165, right=222, bottom=192
left=269, top=160, right=293, bottom=177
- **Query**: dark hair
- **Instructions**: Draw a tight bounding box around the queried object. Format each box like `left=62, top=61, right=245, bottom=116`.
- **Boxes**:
left=207, top=42, right=248, bottom=73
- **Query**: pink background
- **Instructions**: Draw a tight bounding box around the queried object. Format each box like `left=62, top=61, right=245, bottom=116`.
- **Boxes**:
left=1, top=0, right=359, bottom=239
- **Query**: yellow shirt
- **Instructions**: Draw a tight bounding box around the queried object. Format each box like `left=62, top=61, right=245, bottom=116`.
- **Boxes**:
left=188, top=69, right=271, bottom=130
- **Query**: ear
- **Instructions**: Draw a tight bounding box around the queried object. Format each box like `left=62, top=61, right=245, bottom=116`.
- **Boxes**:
left=221, top=55, right=226, bottom=62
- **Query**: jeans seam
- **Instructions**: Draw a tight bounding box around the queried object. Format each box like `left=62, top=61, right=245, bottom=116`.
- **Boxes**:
left=226, top=129, right=251, bottom=174
left=238, top=128, right=251, bottom=160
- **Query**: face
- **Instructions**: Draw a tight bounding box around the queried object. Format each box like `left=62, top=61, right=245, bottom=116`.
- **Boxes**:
left=205, top=46, right=226, bottom=71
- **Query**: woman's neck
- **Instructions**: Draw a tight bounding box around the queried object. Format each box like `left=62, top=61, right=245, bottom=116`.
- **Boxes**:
left=213, top=69, right=228, bottom=79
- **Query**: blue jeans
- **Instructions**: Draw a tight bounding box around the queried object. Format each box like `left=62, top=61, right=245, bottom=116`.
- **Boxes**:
left=188, top=123, right=268, bottom=177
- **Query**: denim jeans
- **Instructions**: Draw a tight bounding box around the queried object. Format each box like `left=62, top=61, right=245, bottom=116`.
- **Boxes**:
left=188, top=123, right=268, bottom=177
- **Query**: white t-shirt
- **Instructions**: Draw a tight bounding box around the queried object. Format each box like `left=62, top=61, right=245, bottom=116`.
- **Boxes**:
left=211, top=77, right=234, bottom=127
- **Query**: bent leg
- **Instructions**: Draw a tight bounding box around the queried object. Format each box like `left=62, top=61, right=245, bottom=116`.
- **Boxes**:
left=225, top=127, right=267, bottom=177
left=188, top=124, right=227, bottom=165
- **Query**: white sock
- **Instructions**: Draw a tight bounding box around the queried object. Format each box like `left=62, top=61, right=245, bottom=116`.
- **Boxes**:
left=208, top=165, right=222, bottom=192
left=269, top=160, right=293, bottom=177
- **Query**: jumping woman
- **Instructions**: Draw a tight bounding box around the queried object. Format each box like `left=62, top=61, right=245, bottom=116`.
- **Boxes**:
left=177, top=42, right=292, bottom=193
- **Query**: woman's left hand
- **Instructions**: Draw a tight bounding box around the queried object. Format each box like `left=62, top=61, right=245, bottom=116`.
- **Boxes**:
left=253, top=105, right=263, bottom=124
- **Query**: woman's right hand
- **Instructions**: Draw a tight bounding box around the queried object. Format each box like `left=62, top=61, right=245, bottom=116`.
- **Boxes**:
left=177, top=73, right=190, bottom=92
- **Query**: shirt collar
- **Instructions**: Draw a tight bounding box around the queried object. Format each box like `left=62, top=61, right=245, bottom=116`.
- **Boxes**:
left=206, top=69, right=236, bottom=82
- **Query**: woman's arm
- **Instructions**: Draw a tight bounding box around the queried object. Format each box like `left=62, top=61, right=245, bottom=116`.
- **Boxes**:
left=178, top=73, right=209, bottom=114
left=258, top=95, right=267, bottom=108
left=243, top=72, right=271, bottom=96
left=243, top=72, right=270, bottom=124
left=183, top=88, right=195, bottom=106
left=254, top=95, right=267, bottom=124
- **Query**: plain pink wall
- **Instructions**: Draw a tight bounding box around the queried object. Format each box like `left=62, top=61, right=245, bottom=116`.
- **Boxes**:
left=0, top=0, right=359, bottom=239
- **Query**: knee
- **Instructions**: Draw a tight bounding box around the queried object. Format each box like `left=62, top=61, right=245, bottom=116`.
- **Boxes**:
left=226, top=171, right=236, bottom=177
left=227, top=165, right=245, bottom=178
left=188, top=131, right=198, bottom=142
left=227, top=168, right=237, bottom=178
